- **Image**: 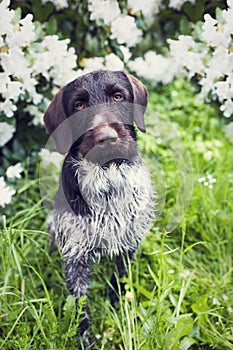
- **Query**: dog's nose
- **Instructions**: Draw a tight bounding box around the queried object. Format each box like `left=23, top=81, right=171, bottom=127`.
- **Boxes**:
left=95, top=126, right=118, bottom=145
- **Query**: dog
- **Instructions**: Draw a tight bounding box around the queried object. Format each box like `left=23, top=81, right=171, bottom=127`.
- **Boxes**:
left=43, top=70, right=154, bottom=347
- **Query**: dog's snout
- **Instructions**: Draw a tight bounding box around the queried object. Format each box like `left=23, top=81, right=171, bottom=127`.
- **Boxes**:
left=95, top=126, right=118, bottom=145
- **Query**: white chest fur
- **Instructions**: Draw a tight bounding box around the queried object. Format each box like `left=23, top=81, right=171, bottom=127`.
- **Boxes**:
left=54, top=159, right=154, bottom=261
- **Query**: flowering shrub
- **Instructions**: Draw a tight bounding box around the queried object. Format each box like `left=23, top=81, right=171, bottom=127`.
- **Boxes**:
left=129, top=0, right=233, bottom=118
left=0, top=0, right=77, bottom=119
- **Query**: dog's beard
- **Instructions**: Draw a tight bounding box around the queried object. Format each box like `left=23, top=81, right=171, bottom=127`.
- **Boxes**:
left=70, top=124, right=137, bottom=167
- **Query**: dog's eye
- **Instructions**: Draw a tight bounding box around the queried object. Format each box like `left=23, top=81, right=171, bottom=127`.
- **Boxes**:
left=112, top=93, right=123, bottom=102
left=75, top=102, right=86, bottom=110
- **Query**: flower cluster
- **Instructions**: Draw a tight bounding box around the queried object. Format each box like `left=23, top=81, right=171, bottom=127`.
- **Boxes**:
left=127, top=0, right=160, bottom=16
left=0, top=0, right=78, bottom=146
left=82, top=53, right=125, bottom=74
left=129, top=0, right=233, bottom=119
left=40, top=149, right=64, bottom=169
left=0, top=162, right=24, bottom=207
left=88, top=0, right=143, bottom=47
left=198, top=174, right=217, bottom=189
left=88, top=0, right=196, bottom=48
left=0, top=176, right=16, bottom=207
left=199, top=3, right=233, bottom=118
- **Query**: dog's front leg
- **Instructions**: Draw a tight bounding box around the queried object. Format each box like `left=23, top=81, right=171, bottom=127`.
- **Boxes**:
left=64, top=256, right=92, bottom=348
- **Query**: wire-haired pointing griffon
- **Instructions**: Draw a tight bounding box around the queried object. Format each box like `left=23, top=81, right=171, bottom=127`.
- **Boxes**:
left=44, top=70, right=154, bottom=348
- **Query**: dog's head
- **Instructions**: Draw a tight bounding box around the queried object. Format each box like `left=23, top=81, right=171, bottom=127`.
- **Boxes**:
left=44, top=70, right=148, bottom=166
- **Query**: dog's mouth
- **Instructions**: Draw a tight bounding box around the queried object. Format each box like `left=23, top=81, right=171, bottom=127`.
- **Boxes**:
left=83, top=140, right=137, bottom=166
left=102, top=158, right=127, bottom=168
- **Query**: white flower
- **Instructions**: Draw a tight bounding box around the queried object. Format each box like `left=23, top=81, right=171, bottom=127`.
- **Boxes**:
left=169, top=0, right=195, bottom=10
left=7, top=14, right=35, bottom=48
left=128, top=51, right=175, bottom=84
left=0, top=122, right=15, bottom=146
left=6, top=163, right=23, bottom=179
left=212, top=297, right=221, bottom=306
left=0, top=176, right=16, bottom=207
left=88, top=0, right=120, bottom=25
left=222, top=0, right=233, bottom=37
left=0, top=72, right=23, bottom=103
left=111, top=15, right=142, bottom=47
left=32, top=36, right=77, bottom=86
left=220, top=99, right=233, bottom=118
left=0, top=0, right=14, bottom=37
left=0, top=100, right=17, bottom=118
left=202, top=14, right=227, bottom=48
left=40, top=148, right=64, bottom=169
left=215, top=76, right=233, bottom=104
left=0, top=35, right=4, bottom=47
left=1, top=47, right=29, bottom=79
left=119, top=45, right=131, bottom=62
left=168, top=35, right=205, bottom=78
left=25, top=105, right=44, bottom=126
left=82, top=57, right=105, bottom=73
left=104, top=53, right=124, bottom=70
left=41, top=0, right=69, bottom=10
left=127, top=0, right=160, bottom=16
left=83, top=53, right=124, bottom=73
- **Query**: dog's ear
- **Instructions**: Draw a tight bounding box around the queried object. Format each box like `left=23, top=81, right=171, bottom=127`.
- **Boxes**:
left=44, top=89, right=72, bottom=154
left=126, top=73, right=148, bottom=132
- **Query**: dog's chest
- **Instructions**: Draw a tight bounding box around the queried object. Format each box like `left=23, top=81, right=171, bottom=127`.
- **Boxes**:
left=55, top=160, right=154, bottom=260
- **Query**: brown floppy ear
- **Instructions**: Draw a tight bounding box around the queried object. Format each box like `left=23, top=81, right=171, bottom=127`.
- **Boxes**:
left=126, top=73, right=148, bottom=132
left=44, top=89, right=72, bottom=154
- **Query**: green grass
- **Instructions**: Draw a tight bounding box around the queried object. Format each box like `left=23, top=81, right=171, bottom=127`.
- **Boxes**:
left=0, top=79, right=233, bottom=349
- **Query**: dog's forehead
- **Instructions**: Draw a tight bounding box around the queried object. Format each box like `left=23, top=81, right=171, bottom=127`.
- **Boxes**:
left=74, top=70, right=131, bottom=90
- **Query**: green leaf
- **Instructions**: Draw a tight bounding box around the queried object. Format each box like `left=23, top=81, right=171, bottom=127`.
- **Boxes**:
left=12, top=7, right=22, bottom=24
left=215, top=7, right=224, bottom=24
left=32, top=0, right=54, bottom=22
left=179, top=17, right=192, bottom=35
left=183, top=0, right=205, bottom=22
left=134, top=283, right=153, bottom=299
left=63, top=295, right=76, bottom=331
left=191, top=294, right=210, bottom=313
left=46, top=16, right=58, bottom=35
left=164, top=314, right=194, bottom=350
left=180, top=336, right=197, bottom=350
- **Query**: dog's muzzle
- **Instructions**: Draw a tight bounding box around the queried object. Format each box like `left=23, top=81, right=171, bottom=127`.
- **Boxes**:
left=76, top=122, right=137, bottom=166
left=94, top=124, right=118, bottom=146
